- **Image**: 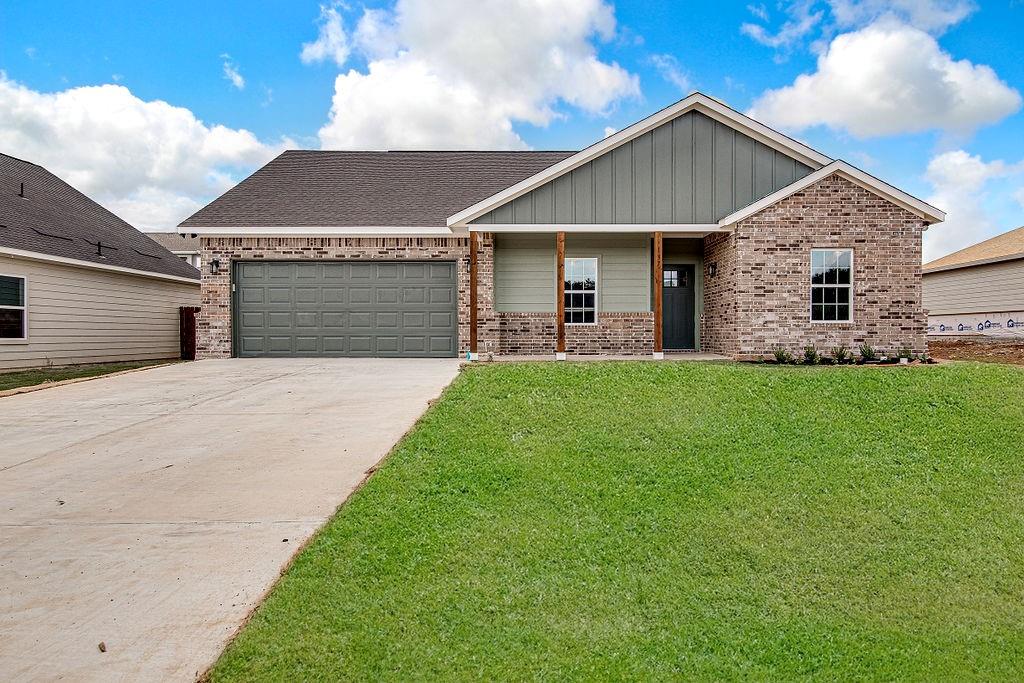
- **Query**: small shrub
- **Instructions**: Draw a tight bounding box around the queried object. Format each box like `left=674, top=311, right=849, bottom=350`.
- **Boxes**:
left=898, top=346, right=913, bottom=360
left=803, top=345, right=820, bottom=365
left=831, top=345, right=849, bottom=363
left=859, top=343, right=876, bottom=361
left=772, top=347, right=793, bottom=364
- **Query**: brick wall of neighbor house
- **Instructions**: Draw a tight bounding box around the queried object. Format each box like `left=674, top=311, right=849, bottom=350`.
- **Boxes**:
left=702, top=173, right=927, bottom=360
left=197, top=236, right=481, bottom=358
left=495, top=312, right=653, bottom=355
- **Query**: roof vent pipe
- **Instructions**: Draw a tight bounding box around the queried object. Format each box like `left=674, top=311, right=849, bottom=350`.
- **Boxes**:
left=18, top=182, right=25, bottom=198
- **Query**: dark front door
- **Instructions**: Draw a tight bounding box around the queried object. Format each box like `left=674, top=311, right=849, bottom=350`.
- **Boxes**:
left=662, top=264, right=695, bottom=350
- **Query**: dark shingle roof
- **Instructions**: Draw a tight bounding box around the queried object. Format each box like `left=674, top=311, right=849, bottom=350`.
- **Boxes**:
left=179, top=150, right=575, bottom=228
left=0, top=154, right=200, bottom=280
left=145, top=232, right=200, bottom=252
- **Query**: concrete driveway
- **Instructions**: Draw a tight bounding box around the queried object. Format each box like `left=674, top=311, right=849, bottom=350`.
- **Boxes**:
left=0, top=358, right=462, bottom=682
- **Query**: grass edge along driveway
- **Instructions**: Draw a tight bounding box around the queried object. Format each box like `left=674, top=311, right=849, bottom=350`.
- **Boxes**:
left=0, top=360, right=172, bottom=392
left=210, top=361, right=1024, bottom=681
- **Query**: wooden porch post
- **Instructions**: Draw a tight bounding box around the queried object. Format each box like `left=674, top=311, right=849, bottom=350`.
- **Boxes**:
left=469, top=230, right=478, bottom=359
left=555, top=231, right=566, bottom=359
left=653, top=231, right=664, bottom=358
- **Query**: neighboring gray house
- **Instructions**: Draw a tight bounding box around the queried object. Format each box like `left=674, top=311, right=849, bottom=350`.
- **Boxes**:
left=0, top=153, right=201, bottom=371
left=146, top=232, right=202, bottom=269
left=179, top=92, right=945, bottom=360
left=923, top=225, right=1024, bottom=338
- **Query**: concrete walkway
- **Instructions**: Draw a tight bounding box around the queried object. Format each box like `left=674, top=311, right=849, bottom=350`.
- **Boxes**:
left=0, top=358, right=461, bottom=682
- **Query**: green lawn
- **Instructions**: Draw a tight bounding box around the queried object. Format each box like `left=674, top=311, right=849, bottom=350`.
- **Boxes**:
left=211, top=362, right=1024, bottom=681
left=0, top=359, right=172, bottom=391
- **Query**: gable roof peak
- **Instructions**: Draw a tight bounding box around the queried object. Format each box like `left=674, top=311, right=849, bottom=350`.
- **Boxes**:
left=447, top=92, right=833, bottom=227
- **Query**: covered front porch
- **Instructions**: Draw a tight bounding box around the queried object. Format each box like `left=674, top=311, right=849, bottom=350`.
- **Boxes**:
left=467, top=228, right=722, bottom=359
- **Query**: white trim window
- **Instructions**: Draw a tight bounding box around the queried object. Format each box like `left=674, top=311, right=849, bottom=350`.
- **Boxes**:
left=0, top=274, right=27, bottom=341
left=564, top=257, right=597, bottom=324
left=810, top=249, right=852, bottom=322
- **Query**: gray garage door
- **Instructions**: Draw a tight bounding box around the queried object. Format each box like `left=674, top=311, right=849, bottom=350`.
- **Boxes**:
left=234, top=261, right=458, bottom=357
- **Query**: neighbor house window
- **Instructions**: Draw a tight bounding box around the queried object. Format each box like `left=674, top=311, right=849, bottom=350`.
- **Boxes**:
left=564, top=257, right=597, bottom=324
left=0, top=274, right=27, bottom=340
left=810, top=249, right=852, bottom=322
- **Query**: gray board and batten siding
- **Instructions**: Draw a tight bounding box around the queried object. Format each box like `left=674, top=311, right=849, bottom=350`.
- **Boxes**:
left=471, top=110, right=814, bottom=225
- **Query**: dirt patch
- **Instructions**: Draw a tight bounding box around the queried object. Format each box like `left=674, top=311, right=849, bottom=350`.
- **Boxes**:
left=929, top=339, right=1024, bottom=365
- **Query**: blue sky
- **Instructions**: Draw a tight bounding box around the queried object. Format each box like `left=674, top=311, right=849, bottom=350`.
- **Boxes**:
left=2, top=0, right=1023, bottom=261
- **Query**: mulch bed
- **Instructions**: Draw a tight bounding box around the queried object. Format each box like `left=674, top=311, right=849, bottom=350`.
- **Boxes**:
left=929, top=339, right=1024, bottom=365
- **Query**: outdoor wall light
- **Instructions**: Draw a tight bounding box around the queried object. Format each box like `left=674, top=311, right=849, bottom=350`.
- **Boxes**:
left=210, top=258, right=221, bottom=275
left=708, top=262, right=718, bottom=278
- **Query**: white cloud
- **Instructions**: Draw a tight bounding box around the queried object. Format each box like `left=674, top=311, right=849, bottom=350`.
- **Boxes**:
left=300, top=3, right=351, bottom=67
left=317, top=0, right=639, bottom=150
left=828, top=0, right=975, bottom=34
left=748, top=20, right=1021, bottom=138
left=650, top=54, right=691, bottom=93
left=742, top=0, right=976, bottom=53
left=0, top=74, right=288, bottom=229
left=747, top=3, right=770, bottom=22
left=923, top=150, right=1023, bottom=261
left=1015, top=187, right=1024, bottom=210
left=603, top=126, right=617, bottom=138
left=221, top=54, right=245, bottom=90
left=741, top=1, right=823, bottom=50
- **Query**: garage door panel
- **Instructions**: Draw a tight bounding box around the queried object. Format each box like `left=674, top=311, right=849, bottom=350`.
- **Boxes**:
left=323, top=312, right=346, bottom=329
left=235, top=260, right=457, bottom=358
left=294, top=263, right=318, bottom=279
left=376, top=263, right=400, bottom=279
left=429, top=312, right=453, bottom=328
left=350, top=264, right=373, bottom=279
left=349, top=336, right=372, bottom=353
left=323, top=336, right=346, bottom=352
left=267, top=336, right=292, bottom=352
left=295, top=287, right=319, bottom=304
left=402, top=336, right=427, bottom=353
left=295, top=336, right=319, bottom=353
left=430, top=336, right=454, bottom=353
left=240, top=336, right=265, bottom=353
left=403, top=311, right=426, bottom=328
left=349, top=287, right=372, bottom=304
left=267, top=287, right=291, bottom=304
left=241, top=287, right=264, bottom=304
left=429, top=287, right=453, bottom=304
left=430, top=263, right=453, bottom=280
left=267, top=312, right=292, bottom=328
left=323, top=263, right=346, bottom=279
left=350, top=312, right=372, bottom=329
left=240, top=311, right=264, bottom=328
left=267, top=263, right=293, bottom=279
left=403, top=287, right=426, bottom=304
left=322, top=287, right=346, bottom=304
left=402, top=263, right=426, bottom=279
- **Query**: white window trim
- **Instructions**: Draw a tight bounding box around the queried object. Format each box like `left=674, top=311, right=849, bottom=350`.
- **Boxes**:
left=0, top=272, right=28, bottom=343
left=563, top=256, right=599, bottom=326
left=810, top=249, right=853, bottom=324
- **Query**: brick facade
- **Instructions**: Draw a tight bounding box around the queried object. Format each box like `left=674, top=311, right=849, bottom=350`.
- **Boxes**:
left=701, top=173, right=927, bottom=359
left=496, top=312, right=653, bottom=356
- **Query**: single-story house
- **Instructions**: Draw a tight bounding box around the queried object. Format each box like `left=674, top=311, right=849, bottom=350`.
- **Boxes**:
left=923, top=225, right=1024, bottom=338
left=146, top=232, right=202, bottom=269
left=179, top=92, right=945, bottom=361
left=0, top=153, right=200, bottom=371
